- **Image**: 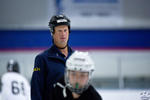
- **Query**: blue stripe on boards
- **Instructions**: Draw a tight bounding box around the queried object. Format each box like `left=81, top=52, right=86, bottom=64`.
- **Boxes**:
left=0, top=29, right=150, bottom=50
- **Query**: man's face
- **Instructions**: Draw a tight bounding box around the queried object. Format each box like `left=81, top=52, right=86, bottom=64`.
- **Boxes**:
left=53, top=25, right=69, bottom=48
left=68, top=70, right=89, bottom=89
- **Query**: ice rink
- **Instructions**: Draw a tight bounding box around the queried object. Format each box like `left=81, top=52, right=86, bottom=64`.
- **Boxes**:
left=97, top=89, right=146, bottom=100
left=0, top=89, right=147, bottom=100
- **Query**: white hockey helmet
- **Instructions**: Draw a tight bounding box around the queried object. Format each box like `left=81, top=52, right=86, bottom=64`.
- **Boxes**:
left=65, top=51, right=95, bottom=94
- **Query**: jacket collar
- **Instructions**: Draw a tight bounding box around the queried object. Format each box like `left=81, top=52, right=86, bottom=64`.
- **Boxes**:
left=47, top=45, right=74, bottom=60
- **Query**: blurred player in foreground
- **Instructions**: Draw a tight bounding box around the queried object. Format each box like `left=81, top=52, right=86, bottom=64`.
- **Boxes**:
left=52, top=51, right=102, bottom=100
left=0, top=59, right=30, bottom=100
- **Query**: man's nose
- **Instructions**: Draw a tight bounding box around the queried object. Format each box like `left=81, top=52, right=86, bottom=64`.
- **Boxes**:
left=61, top=31, right=66, bottom=36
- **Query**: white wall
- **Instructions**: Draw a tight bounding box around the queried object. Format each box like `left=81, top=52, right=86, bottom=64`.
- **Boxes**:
left=0, top=0, right=55, bottom=29
left=0, top=0, right=150, bottom=29
left=0, top=50, right=150, bottom=81
left=90, top=50, right=150, bottom=78
left=122, top=0, right=150, bottom=29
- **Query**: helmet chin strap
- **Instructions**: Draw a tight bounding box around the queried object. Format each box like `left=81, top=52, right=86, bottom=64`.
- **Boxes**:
left=56, top=44, right=68, bottom=49
left=52, top=38, right=68, bottom=49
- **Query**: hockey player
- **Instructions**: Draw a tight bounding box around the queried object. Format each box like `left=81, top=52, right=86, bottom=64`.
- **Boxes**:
left=1, top=59, right=31, bottom=100
left=52, top=51, right=102, bottom=100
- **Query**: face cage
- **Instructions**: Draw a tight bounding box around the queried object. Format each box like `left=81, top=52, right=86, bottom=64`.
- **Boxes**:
left=7, top=64, right=13, bottom=72
left=64, top=70, right=93, bottom=94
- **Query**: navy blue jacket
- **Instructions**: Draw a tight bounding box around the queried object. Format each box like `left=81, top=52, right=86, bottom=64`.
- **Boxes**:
left=31, top=45, right=74, bottom=100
